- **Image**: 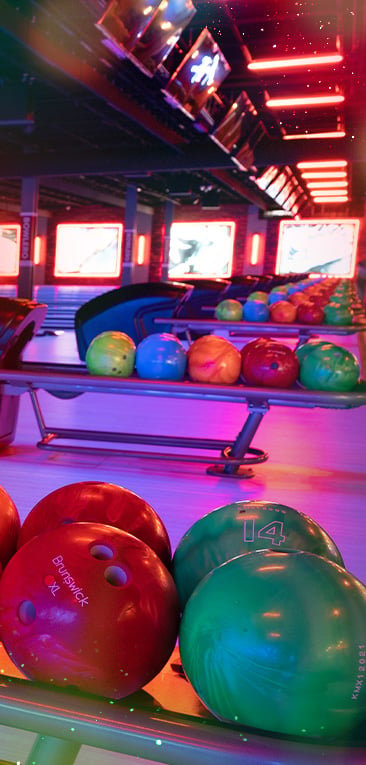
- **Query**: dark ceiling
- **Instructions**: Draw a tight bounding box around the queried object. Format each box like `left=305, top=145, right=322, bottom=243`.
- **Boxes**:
left=0, top=0, right=365, bottom=215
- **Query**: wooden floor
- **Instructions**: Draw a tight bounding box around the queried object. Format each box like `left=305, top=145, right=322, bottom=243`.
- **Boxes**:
left=0, top=329, right=365, bottom=764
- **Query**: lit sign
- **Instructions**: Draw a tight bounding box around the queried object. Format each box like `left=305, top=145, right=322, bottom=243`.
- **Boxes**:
left=190, top=53, right=220, bottom=86
left=276, top=219, right=360, bottom=277
left=168, top=221, right=235, bottom=278
left=54, top=223, right=123, bottom=278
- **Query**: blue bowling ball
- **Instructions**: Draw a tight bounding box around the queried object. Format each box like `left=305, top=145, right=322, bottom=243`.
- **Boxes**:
left=136, top=333, right=187, bottom=381
left=268, top=291, right=286, bottom=305
left=243, top=300, right=270, bottom=322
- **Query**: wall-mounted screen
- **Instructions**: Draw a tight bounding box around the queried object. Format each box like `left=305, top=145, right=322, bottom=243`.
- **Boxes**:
left=0, top=225, right=21, bottom=276
left=132, top=0, right=197, bottom=77
left=96, top=0, right=162, bottom=53
left=168, top=220, right=235, bottom=278
left=54, top=223, right=123, bottom=278
left=276, top=219, right=360, bottom=276
left=163, top=28, right=231, bottom=119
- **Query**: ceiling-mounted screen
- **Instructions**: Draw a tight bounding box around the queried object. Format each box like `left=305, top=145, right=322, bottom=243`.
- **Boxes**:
left=276, top=219, right=360, bottom=276
left=132, top=0, right=197, bottom=77
left=168, top=221, right=235, bottom=278
left=163, top=28, right=231, bottom=119
left=96, top=0, right=161, bottom=53
left=0, top=225, right=20, bottom=276
left=212, top=91, right=256, bottom=154
left=54, top=223, right=123, bottom=278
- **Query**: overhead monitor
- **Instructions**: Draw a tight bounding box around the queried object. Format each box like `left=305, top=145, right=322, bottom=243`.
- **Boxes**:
left=132, top=0, right=197, bottom=77
left=96, top=0, right=162, bottom=53
left=163, top=28, right=231, bottom=119
left=276, top=219, right=360, bottom=276
left=0, top=224, right=21, bottom=276
left=211, top=91, right=256, bottom=154
left=54, top=223, right=123, bottom=278
left=168, top=220, right=235, bottom=278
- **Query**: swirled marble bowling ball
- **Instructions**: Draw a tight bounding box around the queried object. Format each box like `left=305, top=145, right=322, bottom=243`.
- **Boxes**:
left=179, top=549, right=366, bottom=738
left=136, top=333, right=187, bottom=381
left=173, top=500, right=344, bottom=608
left=242, top=341, right=299, bottom=388
left=300, top=344, right=360, bottom=392
left=187, top=335, right=241, bottom=385
left=215, top=299, right=243, bottom=321
left=17, top=482, right=172, bottom=568
left=85, top=331, right=136, bottom=377
left=0, top=523, right=179, bottom=698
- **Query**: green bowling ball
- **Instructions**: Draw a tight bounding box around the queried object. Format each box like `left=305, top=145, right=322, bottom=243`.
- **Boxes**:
left=86, top=331, right=136, bottom=377
left=246, top=291, right=269, bottom=303
left=324, top=303, right=353, bottom=326
left=179, top=549, right=366, bottom=738
left=295, top=339, right=333, bottom=365
left=173, top=500, right=344, bottom=608
left=215, top=299, right=243, bottom=321
left=300, top=344, right=360, bottom=392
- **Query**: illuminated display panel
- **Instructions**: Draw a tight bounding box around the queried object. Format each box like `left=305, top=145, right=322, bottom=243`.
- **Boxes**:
left=276, top=219, right=360, bottom=277
left=168, top=221, right=235, bottom=278
left=212, top=91, right=256, bottom=153
left=163, top=28, right=231, bottom=119
left=267, top=169, right=291, bottom=202
left=132, top=0, right=197, bottom=77
left=0, top=225, right=21, bottom=276
left=96, top=0, right=161, bottom=52
left=54, top=223, right=123, bottom=278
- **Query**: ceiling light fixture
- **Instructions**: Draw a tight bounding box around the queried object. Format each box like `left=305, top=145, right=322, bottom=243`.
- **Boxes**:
left=312, top=196, right=348, bottom=203
left=300, top=171, right=347, bottom=179
left=297, top=160, right=347, bottom=169
left=248, top=53, right=343, bottom=71
left=283, top=130, right=346, bottom=140
left=307, top=180, right=348, bottom=188
left=309, top=188, right=349, bottom=196
left=266, top=94, right=344, bottom=108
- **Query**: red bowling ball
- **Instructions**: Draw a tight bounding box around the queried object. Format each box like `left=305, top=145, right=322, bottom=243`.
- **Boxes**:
left=240, top=337, right=271, bottom=365
left=242, top=341, right=299, bottom=388
left=18, top=482, right=171, bottom=568
left=0, top=486, right=20, bottom=573
left=0, top=523, right=180, bottom=698
left=296, top=302, right=325, bottom=325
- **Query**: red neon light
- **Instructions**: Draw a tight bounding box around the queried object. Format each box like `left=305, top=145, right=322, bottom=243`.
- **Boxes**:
left=0, top=224, right=21, bottom=277
left=34, top=235, right=41, bottom=265
left=54, top=223, right=123, bottom=278
left=275, top=218, right=359, bottom=278
left=313, top=196, right=349, bottom=203
left=248, top=53, right=343, bottom=71
left=297, top=160, right=347, bottom=169
left=249, top=233, right=262, bottom=265
left=137, top=234, right=146, bottom=265
left=307, top=180, right=348, bottom=189
left=168, top=221, right=236, bottom=279
left=301, top=171, right=347, bottom=179
left=266, top=94, right=344, bottom=108
left=310, top=189, right=349, bottom=197
left=283, top=130, right=346, bottom=140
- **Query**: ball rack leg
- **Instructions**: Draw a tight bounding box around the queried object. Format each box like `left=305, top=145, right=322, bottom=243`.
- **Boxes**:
left=25, top=734, right=81, bottom=765
left=207, top=404, right=268, bottom=478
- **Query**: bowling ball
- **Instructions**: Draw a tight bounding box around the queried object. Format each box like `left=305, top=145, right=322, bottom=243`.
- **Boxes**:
left=246, top=291, right=269, bottom=303
left=173, top=500, right=344, bottom=608
left=135, top=333, right=186, bottom=381
left=295, top=339, right=332, bottom=365
left=268, top=291, right=287, bottom=305
left=18, top=482, right=171, bottom=568
left=296, top=301, right=325, bottom=325
left=324, top=303, right=353, bottom=326
left=86, top=331, right=136, bottom=377
left=0, top=487, right=20, bottom=573
left=269, top=300, right=297, bottom=324
left=215, top=299, right=243, bottom=321
left=240, top=337, right=271, bottom=365
left=242, top=341, right=299, bottom=388
left=300, top=344, right=360, bottom=392
left=288, top=291, right=310, bottom=306
left=242, top=300, right=270, bottom=322
left=0, top=523, right=179, bottom=698
left=187, top=335, right=241, bottom=385
left=179, top=549, right=366, bottom=738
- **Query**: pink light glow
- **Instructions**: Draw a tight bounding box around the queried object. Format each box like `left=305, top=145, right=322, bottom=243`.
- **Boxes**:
left=297, top=160, right=347, bottom=169
left=248, top=53, right=343, bottom=71
left=34, top=235, right=41, bottom=265
left=137, top=234, right=146, bottom=265
left=266, top=94, right=344, bottom=108
left=249, top=233, right=263, bottom=265
left=301, top=171, right=347, bottom=179
left=313, top=196, right=349, bottom=203
left=283, top=130, right=346, bottom=140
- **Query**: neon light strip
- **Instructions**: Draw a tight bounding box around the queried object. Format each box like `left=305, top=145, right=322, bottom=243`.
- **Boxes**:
left=313, top=197, right=349, bottom=203
left=297, top=160, right=347, bottom=169
left=283, top=130, right=346, bottom=140
left=309, top=188, right=349, bottom=195
left=34, top=236, right=41, bottom=265
left=300, top=171, right=347, bottom=179
left=266, top=94, right=344, bottom=108
left=250, top=233, right=261, bottom=265
left=248, top=53, right=343, bottom=71
left=307, top=180, right=348, bottom=189
left=137, top=235, right=146, bottom=265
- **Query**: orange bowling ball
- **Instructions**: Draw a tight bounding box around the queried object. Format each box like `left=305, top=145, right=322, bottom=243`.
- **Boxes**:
left=188, top=335, right=241, bottom=384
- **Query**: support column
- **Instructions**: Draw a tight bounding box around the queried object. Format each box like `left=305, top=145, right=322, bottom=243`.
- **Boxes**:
left=18, top=177, right=39, bottom=299
left=161, top=199, right=174, bottom=281
left=121, top=183, right=138, bottom=286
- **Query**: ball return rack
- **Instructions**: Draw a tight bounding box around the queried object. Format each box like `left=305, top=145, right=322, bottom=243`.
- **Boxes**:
left=1, top=363, right=366, bottom=478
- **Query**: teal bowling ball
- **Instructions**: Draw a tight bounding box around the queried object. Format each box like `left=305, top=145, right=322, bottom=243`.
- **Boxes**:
left=300, top=344, right=360, bottom=391
left=136, top=333, right=187, bottom=381
left=179, top=549, right=366, bottom=738
left=324, top=303, right=354, bottom=326
left=295, top=339, right=333, bottom=365
left=85, top=331, right=136, bottom=377
left=173, top=500, right=344, bottom=608
left=215, top=299, right=243, bottom=321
